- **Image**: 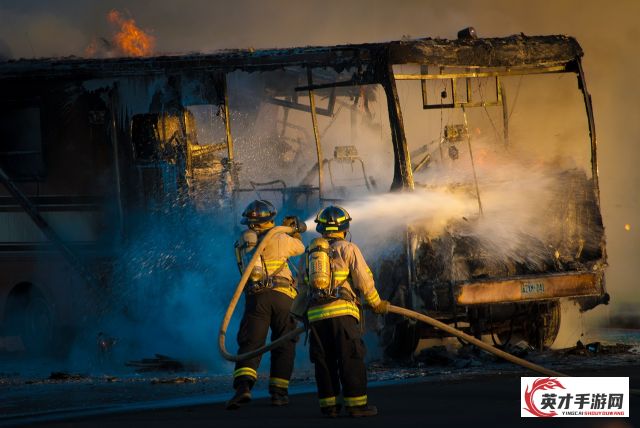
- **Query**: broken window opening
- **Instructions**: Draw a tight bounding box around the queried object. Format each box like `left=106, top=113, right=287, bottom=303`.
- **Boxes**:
left=313, top=83, right=393, bottom=201
left=0, top=103, right=45, bottom=181
left=226, top=68, right=321, bottom=219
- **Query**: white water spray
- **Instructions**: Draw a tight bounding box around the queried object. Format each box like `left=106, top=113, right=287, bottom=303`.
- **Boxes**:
left=305, top=151, right=591, bottom=273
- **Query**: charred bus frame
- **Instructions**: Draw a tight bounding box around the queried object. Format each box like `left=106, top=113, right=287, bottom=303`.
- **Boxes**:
left=0, top=33, right=605, bottom=354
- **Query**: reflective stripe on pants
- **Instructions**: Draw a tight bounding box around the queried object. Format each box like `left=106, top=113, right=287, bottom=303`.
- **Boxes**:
left=309, top=315, right=367, bottom=408
left=233, top=290, right=297, bottom=392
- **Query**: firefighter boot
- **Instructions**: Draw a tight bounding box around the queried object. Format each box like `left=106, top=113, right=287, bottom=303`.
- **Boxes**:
left=347, top=404, right=378, bottom=417
left=320, top=404, right=342, bottom=418
left=270, top=391, right=290, bottom=407
left=225, top=382, right=252, bottom=410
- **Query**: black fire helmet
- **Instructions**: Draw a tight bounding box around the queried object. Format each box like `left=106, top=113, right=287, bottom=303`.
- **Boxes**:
left=241, top=200, right=277, bottom=225
left=315, top=205, right=351, bottom=233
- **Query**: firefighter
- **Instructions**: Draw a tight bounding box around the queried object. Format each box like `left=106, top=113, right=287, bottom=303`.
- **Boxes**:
left=303, top=205, right=389, bottom=417
left=226, top=199, right=306, bottom=410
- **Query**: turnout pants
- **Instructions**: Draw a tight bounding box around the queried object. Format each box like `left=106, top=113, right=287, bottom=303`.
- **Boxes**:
left=233, top=289, right=297, bottom=394
left=309, top=315, right=368, bottom=409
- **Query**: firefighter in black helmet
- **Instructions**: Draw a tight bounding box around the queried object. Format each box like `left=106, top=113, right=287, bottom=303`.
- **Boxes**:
left=226, top=199, right=306, bottom=409
left=302, top=205, right=389, bottom=417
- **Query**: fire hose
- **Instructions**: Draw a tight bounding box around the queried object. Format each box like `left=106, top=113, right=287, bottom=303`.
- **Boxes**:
left=218, top=226, right=305, bottom=362
left=219, top=226, right=640, bottom=393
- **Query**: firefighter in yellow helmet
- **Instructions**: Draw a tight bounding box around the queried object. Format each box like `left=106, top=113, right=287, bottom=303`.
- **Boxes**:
left=226, top=200, right=306, bottom=410
left=302, top=205, right=389, bottom=417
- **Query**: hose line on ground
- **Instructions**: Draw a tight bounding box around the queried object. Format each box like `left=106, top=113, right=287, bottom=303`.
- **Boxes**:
left=219, top=229, right=640, bottom=396
left=387, top=305, right=565, bottom=377
left=387, top=307, right=640, bottom=394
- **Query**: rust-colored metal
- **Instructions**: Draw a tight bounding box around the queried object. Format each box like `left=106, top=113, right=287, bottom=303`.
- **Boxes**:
left=500, top=77, right=509, bottom=147
left=462, top=106, right=483, bottom=215
left=222, top=74, right=234, bottom=161
left=456, top=271, right=604, bottom=305
left=394, top=64, right=568, bottom=81
left=307, top=68, right=324, bottom=199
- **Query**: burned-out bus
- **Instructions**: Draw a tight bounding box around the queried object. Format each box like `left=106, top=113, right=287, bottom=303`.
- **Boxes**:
left=0, top=30, right=606, bottom=357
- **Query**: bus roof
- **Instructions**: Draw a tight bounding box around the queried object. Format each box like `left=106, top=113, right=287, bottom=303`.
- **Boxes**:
left=0, top=34, right=582, bottom=81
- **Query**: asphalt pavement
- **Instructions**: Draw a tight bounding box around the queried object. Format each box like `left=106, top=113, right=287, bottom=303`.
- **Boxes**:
left=16, top=365, right=639, bottom=428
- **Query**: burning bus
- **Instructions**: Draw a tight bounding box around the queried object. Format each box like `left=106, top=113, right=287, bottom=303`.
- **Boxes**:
left=0, top=29, right=606, bottom=358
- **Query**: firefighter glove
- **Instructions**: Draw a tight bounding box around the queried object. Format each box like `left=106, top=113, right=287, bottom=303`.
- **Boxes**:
left=283, top=216, right=307, bottom=234
left=371, top=300, right=390, bottom=315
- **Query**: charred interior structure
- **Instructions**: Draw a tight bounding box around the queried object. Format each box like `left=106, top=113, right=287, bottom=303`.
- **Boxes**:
left=0, top=32, right=607, bottom=359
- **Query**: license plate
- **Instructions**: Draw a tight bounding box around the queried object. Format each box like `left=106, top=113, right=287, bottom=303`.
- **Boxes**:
left=521, top=282, right=545, bottom=295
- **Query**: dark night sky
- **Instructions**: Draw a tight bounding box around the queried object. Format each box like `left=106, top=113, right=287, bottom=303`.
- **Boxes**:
left=0, top=0, right=638, bottom=308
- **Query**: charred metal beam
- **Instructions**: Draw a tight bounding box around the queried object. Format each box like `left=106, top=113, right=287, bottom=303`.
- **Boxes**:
left=307, top=68, right=324, bottom=200
left=295, top=78, right=369, bottom=92
left=462, top=106, right=483, bottom=215
left=381, top=61, right=414, bottom=191
left=236, top=186, right=318, bottom=194
left=500, top=77, right=509, bottom=147
left=0, top=195, right=102, bottom=211
left=108, top=86, right=124, bottom=237
left=394, top=64, right=568, bottom=80
left=0, top=35, right=583, bottom=81
left=0, top=165, right=98, bottom=286
left=222, top=74, right=234, bottom=161
left=266, top=95, right=334, bottom=117
left=388, top=35, right=582, bottom=67
left=576, top=58, right=600, bottom=207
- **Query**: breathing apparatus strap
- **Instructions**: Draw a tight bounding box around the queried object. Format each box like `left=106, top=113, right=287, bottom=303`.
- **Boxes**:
left=246, top=229, right=292, bottom=294
left=299, top=301, right=312, bottom=345
left=308, top=236, right=355, bottom=302
left=328, top=253, right=336, bottom=296
left=243, top=231, right=268, bottom=293
left=314, top=236, right=362, bottom=331
left=234, top=243, right=244, bottom=274
left=327, top=238, right=355, bottom=300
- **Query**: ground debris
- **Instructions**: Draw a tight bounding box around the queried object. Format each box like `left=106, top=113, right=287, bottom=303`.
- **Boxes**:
left=150, top=376, right=197, bottom=384
left=125, top=354, right=204, bottom=373
left=0, top=373, right=20, bottom=385
left=48, top=372, right=89, bottom=381
left=414, top=344, right=492, bottom=367
left=564, top=341, right=633, bottom=356
left=499, top=341, right=534, bottom=359
left=416, top=346, right=455, bottom=365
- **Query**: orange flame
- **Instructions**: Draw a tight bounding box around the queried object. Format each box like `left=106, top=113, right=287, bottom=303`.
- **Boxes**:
left=107, top=9, right=155, bottom=57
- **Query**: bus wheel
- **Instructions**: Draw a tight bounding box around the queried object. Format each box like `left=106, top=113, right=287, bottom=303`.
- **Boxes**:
left=4, top=284, right=54, bottom=355
left=383, top=319, right=419, bottom=360
left=524, top=301, right=561, bottom=351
